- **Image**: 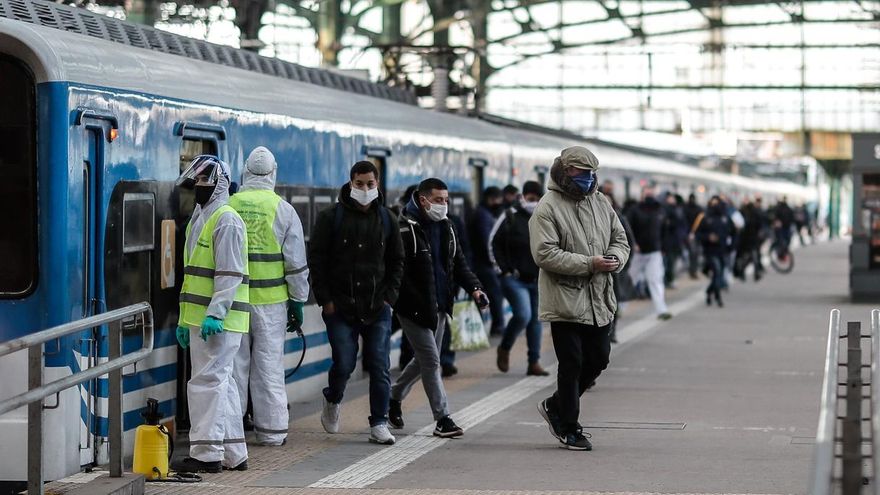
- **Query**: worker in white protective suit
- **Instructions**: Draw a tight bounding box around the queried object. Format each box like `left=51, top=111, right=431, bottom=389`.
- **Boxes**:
left=172, top=155, right=250, bottom=473
left=230, top=146, right=310, bottom=446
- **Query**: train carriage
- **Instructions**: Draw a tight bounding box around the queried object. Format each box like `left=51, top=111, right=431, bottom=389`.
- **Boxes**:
left=0, top=0, right=816, bottom=484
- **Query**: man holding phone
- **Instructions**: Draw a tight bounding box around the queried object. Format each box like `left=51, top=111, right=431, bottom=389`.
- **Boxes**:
left=388, top=178, right=487, bottom=438
left=529, top=146, right=630, bottom=451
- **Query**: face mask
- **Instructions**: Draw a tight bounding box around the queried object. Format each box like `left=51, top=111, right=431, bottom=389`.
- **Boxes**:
left=424, top=202, right=448, bottom=222
left=350, top=186, right=379, bottom=206
left=570, top=172, right=596, bottom=193
left=195, top=185, right=215, bottom=207
left=521, top=201, right=538, bottom=214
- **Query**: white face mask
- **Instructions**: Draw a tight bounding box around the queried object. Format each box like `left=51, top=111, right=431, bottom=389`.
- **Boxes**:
left=424, top=202, right=448, bottom=222
left=521, top=201, right=538, bottom=214
left=350, top=186, right=379, bottom=206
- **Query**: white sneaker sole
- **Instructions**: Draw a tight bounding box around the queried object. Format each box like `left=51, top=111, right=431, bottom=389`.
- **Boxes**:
left=368, top=437, right=395, bottom=445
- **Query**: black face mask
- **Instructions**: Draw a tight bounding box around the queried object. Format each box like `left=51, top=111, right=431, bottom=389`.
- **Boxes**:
left=195, top=185, right=215, bottom=207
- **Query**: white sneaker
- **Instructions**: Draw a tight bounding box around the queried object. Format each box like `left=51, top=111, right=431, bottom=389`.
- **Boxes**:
left=369, top=423, right=396, bottom=445
left=321, top=398, right=340, bottom=434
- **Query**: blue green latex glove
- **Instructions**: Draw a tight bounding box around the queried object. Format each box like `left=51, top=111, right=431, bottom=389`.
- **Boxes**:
left=200, top=316, right=224, bottom=341
left=176, top=326, right=190, bottom=349
left=287, top=301, right=305, bottom=332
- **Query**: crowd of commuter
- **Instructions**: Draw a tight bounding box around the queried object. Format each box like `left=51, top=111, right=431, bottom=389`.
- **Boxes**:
left=168, top=145, right=817, bottom=470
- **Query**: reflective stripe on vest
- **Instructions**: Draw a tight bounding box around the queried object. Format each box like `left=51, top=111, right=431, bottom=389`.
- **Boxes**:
left=178, top=205, right=251, bottom=333
left=229, top=190, right=288, bottom=305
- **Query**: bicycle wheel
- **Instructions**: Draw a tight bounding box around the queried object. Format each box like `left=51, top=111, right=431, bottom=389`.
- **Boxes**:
left=769, top=246, right=794, bottom=274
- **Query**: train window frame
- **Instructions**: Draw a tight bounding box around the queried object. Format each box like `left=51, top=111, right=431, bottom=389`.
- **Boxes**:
left=363, top=145, right=392, bottom=202
left=468, top=158, right=487, bottom=209
left=0, top=56, right=38, bottom=298
left=122, top=193, right=156, bottom=253
left=290, top=194, right=311, bottom=241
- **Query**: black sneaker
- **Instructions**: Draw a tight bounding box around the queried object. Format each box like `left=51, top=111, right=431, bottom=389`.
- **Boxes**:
left=536, top=399, right=563, bottom=441
left=388, top=399, right=404, bottom=429
left=441, top=364, right=458, bottom=377
left=171, top=457, right=221, bottom=473
left=560, top=426, right=592, bottom=451
left=225, top=459, right=248, bottom=471
left=433, top=416, right=463, bottom=438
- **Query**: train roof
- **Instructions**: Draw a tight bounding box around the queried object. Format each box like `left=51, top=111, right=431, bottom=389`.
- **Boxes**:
left=0, top=5, right=815, bottom=199
left=0, top=0, right=416, bottom=105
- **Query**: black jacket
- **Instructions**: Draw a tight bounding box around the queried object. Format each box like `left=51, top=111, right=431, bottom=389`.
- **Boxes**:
left=308, top=184, right=405, bottom=324
left=696, top=208, right=734, bottom=257
left=490, top=204, right=539, bottom=283
left=394, top=205, right=482, bottom=330
left=627, top=197, right=666, bottom=254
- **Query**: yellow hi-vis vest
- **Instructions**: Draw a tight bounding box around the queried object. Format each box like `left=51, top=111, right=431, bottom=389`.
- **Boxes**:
left=178, top=205, right=251, bottom=332
left=228, top=189, right=288, bottom=305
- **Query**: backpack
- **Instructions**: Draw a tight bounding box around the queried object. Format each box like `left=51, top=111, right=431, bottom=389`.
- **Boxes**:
left=333, top=202, right=393, bottom=240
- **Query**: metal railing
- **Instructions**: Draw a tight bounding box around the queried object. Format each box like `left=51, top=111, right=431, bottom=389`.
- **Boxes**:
left=0, top=302, right=154, bottom=495
left=811, top=309, right=842, bottom=495
left=873, top=309, right=880, bottom=495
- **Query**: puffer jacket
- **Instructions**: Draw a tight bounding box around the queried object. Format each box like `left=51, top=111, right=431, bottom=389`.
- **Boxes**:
left=308, top=183, right=405, bottom=324
left=528, top=162, right=630, bottom=327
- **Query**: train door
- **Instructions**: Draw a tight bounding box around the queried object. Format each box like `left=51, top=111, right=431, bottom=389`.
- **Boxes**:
left=173, top=126, right=223, bottom=430
left=76, top=112, right=114, bottom=466
left=363, top=146, right=391, bottom=205
left=469, top=158, right=487, bottom=212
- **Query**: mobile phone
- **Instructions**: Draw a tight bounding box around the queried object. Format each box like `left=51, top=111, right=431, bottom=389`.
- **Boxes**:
left=603, top=255, right=618, bottom=261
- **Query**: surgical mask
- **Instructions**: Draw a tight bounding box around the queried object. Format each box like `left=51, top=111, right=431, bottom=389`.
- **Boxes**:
left=424, top=202, right=448, bottom=222
left=195, top=185, right=215, bottom=207
left=570, top=171, right=596, bottom=193
left=350, top=186, right=378, bottom=206
left=521, top=201, right=538, bottom=214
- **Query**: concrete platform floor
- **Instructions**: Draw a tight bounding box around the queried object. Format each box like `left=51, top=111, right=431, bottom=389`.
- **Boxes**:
left=132, top=240, right=874, bottom=495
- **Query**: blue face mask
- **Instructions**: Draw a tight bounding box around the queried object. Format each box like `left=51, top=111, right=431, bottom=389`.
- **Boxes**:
left=570, top=171, right=596, bottom=193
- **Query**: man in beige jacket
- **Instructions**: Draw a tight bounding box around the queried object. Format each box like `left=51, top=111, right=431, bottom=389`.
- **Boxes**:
left=530, top=146, right=630, bottom=451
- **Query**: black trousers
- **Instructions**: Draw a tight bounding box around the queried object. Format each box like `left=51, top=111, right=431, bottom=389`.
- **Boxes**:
left=548, top=321, right=612, bottom=434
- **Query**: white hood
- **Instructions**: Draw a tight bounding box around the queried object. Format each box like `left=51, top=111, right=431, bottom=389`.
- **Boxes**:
left=241, top=146, right=277, bottom=191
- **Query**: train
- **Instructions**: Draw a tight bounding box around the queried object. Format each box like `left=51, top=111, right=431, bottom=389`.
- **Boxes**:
left=0, top=0, right=817, bottom=484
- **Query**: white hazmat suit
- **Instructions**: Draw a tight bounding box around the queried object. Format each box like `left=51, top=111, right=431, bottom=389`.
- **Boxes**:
left=232, top=147, right=310, bottom=445
left=184, top=161, right=249, bottom=468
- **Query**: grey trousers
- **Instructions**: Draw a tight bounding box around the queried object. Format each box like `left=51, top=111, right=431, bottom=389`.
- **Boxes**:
left=390, top=313, right=450, bottom=421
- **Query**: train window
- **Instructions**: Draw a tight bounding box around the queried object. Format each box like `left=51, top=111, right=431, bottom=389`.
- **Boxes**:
left=122, top=193, right=155, bottom=253
left=291, top=195, right=311, bottom=240
left=450, top=196, right=465, bottom=219
left=534, top=165, right=548, bottom=188
left=0, top=58, right=37, bottom=297
left=177, top=138, right=217, bottom=219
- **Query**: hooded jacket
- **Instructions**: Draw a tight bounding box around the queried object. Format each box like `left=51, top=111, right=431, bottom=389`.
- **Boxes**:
left=528, top=157, right=630, bottom=327
left=183, top=162, right=248, bottom=323
left=308, top=183, right=405, bottom=324
left=232, top=155, right=310, bottom=303
left=394, top=198, right=482, bottom=330
left=627, top=196, right=666, bottom=254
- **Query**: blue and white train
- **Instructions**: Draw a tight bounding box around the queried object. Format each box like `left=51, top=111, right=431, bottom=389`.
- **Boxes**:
left=0, top=0, right=816, bottom=484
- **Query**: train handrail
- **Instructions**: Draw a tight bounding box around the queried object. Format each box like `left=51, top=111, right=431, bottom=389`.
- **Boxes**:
left=0, top=302, right=154, bottom=495
left=810, top=309, right=841, bottom=495
left=873, top=309, right=880, bottom=495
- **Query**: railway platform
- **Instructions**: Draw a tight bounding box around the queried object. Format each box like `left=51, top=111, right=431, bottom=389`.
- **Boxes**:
left=43, top=240, right=875, bottom=495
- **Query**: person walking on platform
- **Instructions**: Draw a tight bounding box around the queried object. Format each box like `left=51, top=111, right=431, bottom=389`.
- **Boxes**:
left=388, top=178, right=487, bottom=438
left=734, top=198, right=766, bottom=282
left=469, top=186, right=506, bottom=335
left=173, top=155, right=250, bottom=473
left=695, top=196, right=734, bottom=307
left=627, top=185, right=672, bottom=320
left=229, top=146, right=309, bottom=446
left=531, top=146, right=630, bottom=451
left=683, top=194, right=704, bottom=279
left=489, top=180, right=549, bottom=376
left=600, top=180, right=636, bottom=345
left=309, top=161, right=405, bottom=445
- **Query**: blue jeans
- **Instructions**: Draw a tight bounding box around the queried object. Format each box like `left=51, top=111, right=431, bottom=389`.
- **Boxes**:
left=322, top=305, right=392, bottom=426
left=499, top=276, right=542, bottom=364
left=706, top=254, right=725, bottom=295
